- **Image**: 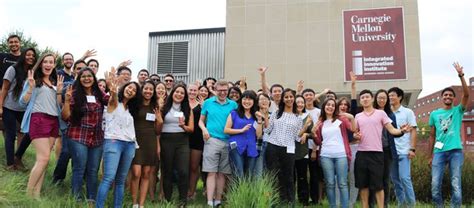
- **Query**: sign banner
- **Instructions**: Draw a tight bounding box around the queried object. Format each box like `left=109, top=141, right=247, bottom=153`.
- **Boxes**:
left=343, top=7, right=406, bottom=81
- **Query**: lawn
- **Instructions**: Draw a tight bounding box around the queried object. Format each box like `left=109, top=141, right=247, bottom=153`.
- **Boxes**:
left=0, top=136, right=466, bottom=207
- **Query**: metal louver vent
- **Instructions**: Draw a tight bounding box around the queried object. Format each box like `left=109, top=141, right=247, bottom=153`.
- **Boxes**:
left=157, top=41, right=188, bottom=74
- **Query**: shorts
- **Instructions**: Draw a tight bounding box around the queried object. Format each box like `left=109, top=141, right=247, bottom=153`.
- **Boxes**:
left=202, top=137, right=231, bottom=174
left=354, top=151, right=384, bottom=191
left=29, top=113, right=59, bottom=139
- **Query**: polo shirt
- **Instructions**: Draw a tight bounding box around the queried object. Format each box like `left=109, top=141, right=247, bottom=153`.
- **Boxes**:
left=201, top=96, right=237, bottom=141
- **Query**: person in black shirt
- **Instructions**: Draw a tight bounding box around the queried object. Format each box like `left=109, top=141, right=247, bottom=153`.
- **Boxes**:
left=0, top=35, right=22, bottom=89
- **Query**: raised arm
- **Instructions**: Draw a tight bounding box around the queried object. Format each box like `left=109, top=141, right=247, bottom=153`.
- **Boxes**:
left=239, top=76, right=247, bottom=93
left=106, top=67, right=119, bottom=112
left=20, top=70, right=35, bottom=105
left=61, top=86, right=73, bottom=120
left=257, top=66, right=270, bottom=95
left=453, top=62, right=469, bottom=109
left=350, top=71, right=358, bottom=115
left=296, top=80, right=304, bottom=95
left=78, top=49, right=97, bottom=61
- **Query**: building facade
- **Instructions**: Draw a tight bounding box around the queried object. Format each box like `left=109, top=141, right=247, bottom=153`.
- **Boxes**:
left=225, top=0, right=422, bottom=106
left=147, top=28, right=225, bottom=84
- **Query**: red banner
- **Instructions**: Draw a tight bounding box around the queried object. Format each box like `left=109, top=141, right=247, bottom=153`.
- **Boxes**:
left=343, top=7, right=407, bottom=81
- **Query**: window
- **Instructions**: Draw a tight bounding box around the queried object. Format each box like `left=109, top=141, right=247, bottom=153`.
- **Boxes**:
left=467, top=127, right=472, bottom=135
left=437, top=96, right=440, bottom=100
left=423, top=113, right=426, bottom=117
left=157, top=41, right=189, bottom=74
left=432, top=98, right=435, bottom=102
left=422, top=102, right=425, bottom=105
left=418, top=114, right=421, bottom=118
left=427, top=100, right=430, bottom=104
left=418, top=103, right=420, bottom=107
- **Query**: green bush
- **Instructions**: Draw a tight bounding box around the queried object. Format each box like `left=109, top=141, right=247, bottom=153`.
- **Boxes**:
left=410, top=151, right=473, bottom=205
left=225, top=173, right=280, bottom=207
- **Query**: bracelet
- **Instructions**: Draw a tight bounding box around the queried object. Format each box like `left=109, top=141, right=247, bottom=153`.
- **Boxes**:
left=56, top=93, right=62, bottom=95
left=458, top=73, right=464, bottom=78
left=26, top=91, right=32, bottom=94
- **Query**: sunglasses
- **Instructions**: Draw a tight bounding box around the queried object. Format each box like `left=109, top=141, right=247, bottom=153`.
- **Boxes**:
left=164, top=79, right=173, bottom=83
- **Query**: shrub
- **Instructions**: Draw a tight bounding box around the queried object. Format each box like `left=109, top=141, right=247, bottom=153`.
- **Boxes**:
left=410, top=150, right=473, bottom=205
left=225, top=173, right=280, bottom=207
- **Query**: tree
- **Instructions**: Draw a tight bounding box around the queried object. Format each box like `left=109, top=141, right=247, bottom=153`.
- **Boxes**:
left=1, top=29, right=62, bottom=66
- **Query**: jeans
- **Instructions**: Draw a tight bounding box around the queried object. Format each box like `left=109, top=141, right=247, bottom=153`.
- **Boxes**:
left=96, top=139, right=135, bottom=208
left=229, top=148, right=257, bottom=178
left=69, top=139, right=103, bottom=201
left=254, top=141, right=267, bottom=177
left=391, top=154, right=416, bottom=207
left=431, top=149, right=463, bottom=208
left=265, top=143, right=295, bottom=203
left=2, top=107, right=30, bottom=166
left=349, top=144, right=358, bottom=208
left=320, top=156, right=349, bottom=208
left=53, top=130, right=71, bottom=182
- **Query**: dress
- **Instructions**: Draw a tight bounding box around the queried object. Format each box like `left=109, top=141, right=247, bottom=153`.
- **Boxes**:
left=189, top=105, right=204, bottom=150
left=132, top=103, right=158, bottom=165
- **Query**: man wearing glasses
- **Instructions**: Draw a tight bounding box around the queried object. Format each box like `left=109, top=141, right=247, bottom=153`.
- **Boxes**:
left=199, top=80, right=237, bottom=207
left=163, top=73, right=175, bottom=94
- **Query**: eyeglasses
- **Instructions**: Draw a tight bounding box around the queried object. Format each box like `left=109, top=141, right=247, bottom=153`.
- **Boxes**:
left=151, top=79, right=160, bottom=82
left=216, top=89, right=228, bottom=93
left=164, top=79, right=173, bottom=83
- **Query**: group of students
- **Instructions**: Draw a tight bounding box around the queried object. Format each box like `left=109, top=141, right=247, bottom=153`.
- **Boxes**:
left=0, top=34, right=469, bottom=208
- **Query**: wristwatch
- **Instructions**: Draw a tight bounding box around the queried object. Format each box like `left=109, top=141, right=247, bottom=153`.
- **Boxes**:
left=410, top=148, right=416, bottom=153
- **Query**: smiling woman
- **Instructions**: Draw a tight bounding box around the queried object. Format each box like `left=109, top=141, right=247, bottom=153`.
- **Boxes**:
left=60, top=67, right=108, bottom=203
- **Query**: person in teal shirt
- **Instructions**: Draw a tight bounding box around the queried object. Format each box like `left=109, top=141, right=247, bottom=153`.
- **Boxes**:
left=199, top=80, right=237, bottom=207
left=428, top=62, right=469, bottom=208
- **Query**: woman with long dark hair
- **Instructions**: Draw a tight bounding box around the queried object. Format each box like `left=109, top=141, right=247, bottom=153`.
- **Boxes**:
left=20, top=53, right=65, bottom=198
left=0, top=48, right=37, bottom=171
left=254, top=93, right=271, bottom=176
left=61, top=67, right=107, bottom=203
left=96, top=76, right=142, bottom=208
left=131, top=80, right=163, bottom=207
left=224, top=90, right=263, bottom=177
left=160, top=84, right=194, bottom=206
left=264, top=88, right=302, bottom=205
left=314, top=98, right=356, bottom=208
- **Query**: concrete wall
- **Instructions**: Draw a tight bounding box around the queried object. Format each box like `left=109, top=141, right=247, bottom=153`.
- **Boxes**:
left=225, top=0, right=422, bottom=106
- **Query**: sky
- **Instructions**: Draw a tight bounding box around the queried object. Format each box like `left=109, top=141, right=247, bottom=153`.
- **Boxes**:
left=0, top=0, right=472, bottom=97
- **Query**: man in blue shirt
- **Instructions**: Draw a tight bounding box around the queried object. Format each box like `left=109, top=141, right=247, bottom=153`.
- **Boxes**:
left=199, top=80, right=237, bottom=207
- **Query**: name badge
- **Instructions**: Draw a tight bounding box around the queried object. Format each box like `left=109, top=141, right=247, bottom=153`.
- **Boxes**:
left=146, top=113, right=156, bottom=121
left=173, top=112, right=184, bottom=118
left=230, top=141, right=237, bottom=149
left=434, top=141, right=444, bottom=149
left=286, top=146, right=295, bottom=154
left=86, top=95, right=96, bottom=103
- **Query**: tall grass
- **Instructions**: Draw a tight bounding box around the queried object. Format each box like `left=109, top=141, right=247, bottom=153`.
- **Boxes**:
left=225, top=173, right=279, bottom=207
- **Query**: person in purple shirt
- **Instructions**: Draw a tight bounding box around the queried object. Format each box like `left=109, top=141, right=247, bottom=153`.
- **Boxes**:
left=224, top=90, right=263, bottom=178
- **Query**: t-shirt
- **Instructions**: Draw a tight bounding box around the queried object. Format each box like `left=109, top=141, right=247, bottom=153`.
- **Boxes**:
left=306, top=107, right=321, bottom=123
left=355, top=109, right=392, bottom=152
left=201, top=96, right=238, bottom=141
left=32, top=85, right=59, bottom=116
left=393, top=105, right=417, bottom=154
left=429, top=105, right=464, bottom=153
left=0, top=53, right=20, bottom=88
left=320, top=119, right=347, bottom=158
left=2, top=66, right=26, bottom=111
left=57, top=68, right=75, bottom=85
